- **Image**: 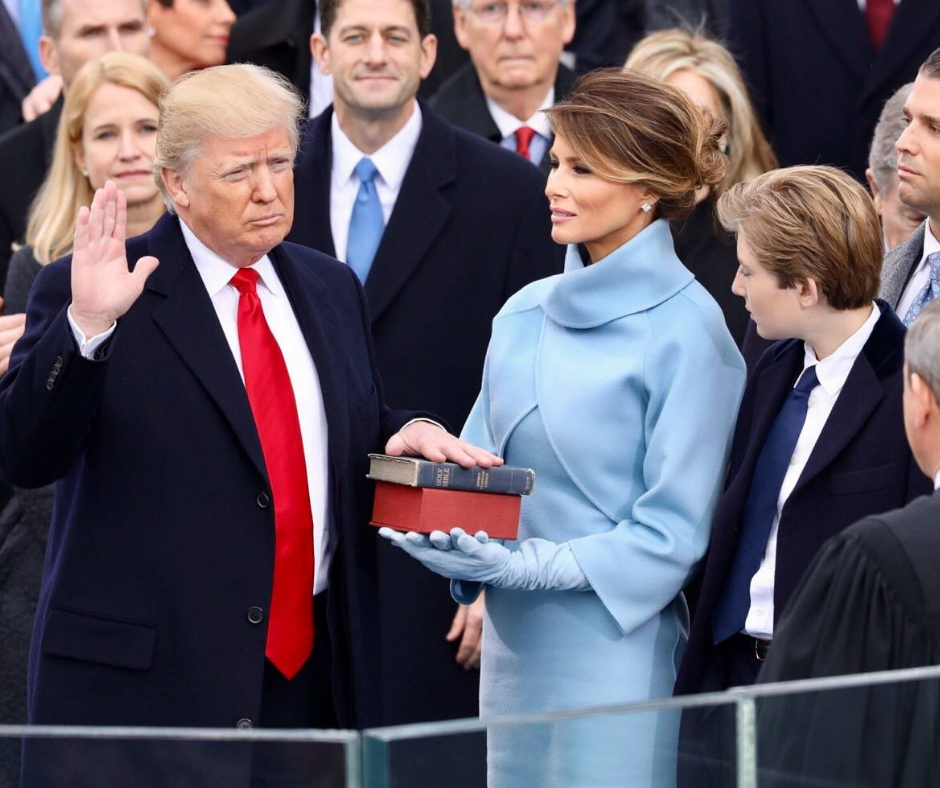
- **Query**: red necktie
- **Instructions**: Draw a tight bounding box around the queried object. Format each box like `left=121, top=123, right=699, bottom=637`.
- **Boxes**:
left=865, top=0, right=895, bottom=50
left=231, top=268, right=314, bottom=680
left=515, top=126, right=536, bottom=161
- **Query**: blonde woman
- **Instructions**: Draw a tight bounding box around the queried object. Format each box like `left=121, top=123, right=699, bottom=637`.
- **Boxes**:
left=5, top=53, right=169, bottom=315
left=626, top=28, right=777, bottom=347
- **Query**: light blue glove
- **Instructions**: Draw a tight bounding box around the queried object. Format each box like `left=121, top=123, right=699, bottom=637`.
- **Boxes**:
left=378, top=527, right=589, bottom=592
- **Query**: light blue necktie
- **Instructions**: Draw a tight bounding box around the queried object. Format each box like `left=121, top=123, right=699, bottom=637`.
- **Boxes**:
left=18, top=0, right=47, bottom=81
left=903, top=251, right=940, bottom=328
left=346, top=158, right=385, bottom=283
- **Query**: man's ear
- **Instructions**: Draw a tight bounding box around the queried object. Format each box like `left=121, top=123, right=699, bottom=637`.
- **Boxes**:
left=311, top=33, right=331, bottom=75
left=161, top=168, right=189, bottom=210
left=453, top=4, right=471, bottom=51
left=560, top=0, right=576, bottom=46
left=419, top=34, right=438, bottom=80
left=911, top=372, right=938, bottom=428
left=39, top=36, right=60, bottom=76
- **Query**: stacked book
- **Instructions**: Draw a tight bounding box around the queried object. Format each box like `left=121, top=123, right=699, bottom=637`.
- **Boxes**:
left=367, top=453, right=535, bottom=540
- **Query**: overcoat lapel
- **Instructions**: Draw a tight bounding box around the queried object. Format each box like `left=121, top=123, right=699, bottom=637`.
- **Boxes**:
left=798, top=0, right=871, bottom=86
left=363, top=106, right=455, bottom=323
left=145, top=215, right=268, bottom=480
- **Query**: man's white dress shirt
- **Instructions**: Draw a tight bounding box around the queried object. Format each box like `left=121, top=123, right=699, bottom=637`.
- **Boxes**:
left=744, top=303, right=881, bottom=638
left=485, top=88, right=554, bottom=166
left=329, top=102, right=422, bottom=264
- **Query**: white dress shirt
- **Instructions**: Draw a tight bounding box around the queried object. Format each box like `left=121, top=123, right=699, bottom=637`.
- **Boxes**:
left=485, top=88, right=554, bottom=166
left=70, top=221, right=334, bottom=594
left=934, top=468, right=940, bottom=491
left=744, top=303, right=882, bottom=638
left=329, top=102, right=422, bottom=263
left=896, top=220, right=940, bottom=319
left=856, top=0, right=901, bottom=9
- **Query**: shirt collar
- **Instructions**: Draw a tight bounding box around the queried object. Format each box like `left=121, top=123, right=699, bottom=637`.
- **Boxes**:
left=179, top=217, right=282, bottom=299
left=330, top=101, right=423, bottom=192
left=920, top=219, right=940, bottom=268
left=802, top=302, right=881, bottom=396
left=485, top=88, right=555, bottom=141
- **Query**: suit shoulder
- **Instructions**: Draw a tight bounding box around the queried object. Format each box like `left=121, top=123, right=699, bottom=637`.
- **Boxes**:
left=279, top=240, right=347, bottom=273
left=449, top=125, right=546, bottom=189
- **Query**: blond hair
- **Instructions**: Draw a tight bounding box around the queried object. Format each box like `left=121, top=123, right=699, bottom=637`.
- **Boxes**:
left=625, top=28, right=776, bottom=194
left=545, top=67, right=728, bottom=221
left=717, top=165, right=882, bottom=309
left=153, top=64, right=304, bottom=212
left=26, top=52, right=169, bottom=266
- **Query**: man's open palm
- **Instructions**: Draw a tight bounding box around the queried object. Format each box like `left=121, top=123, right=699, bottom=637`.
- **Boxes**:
left=70, top=181, right=159, bottom=338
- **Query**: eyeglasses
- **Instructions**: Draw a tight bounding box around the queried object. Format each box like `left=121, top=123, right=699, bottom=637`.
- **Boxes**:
left=468, top=0, right=560, bottom=24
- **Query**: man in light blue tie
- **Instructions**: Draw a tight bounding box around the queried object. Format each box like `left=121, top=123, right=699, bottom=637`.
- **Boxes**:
left=291, top=0, right=563, bottom=730
left=881, top=47, right=940, bottom=323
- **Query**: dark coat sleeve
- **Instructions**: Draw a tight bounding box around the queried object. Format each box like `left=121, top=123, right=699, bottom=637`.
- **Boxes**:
left=756, top=521, right=940, bottom=788
left=4, top=244, right=42, bottom=314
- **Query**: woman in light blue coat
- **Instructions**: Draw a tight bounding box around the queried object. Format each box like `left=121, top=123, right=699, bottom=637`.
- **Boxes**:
left=382, top=69, right=746, bottom=787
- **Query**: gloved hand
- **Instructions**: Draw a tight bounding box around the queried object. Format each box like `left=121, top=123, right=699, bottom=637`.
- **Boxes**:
left=378, top=527, right=589, bottom=592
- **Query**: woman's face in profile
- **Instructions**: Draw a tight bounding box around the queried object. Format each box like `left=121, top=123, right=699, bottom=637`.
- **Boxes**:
left=73, top=83, right=161, bottom=206
left=546, top=133, right=655, bottom=263
left=149, top=0, right=236, bottom=71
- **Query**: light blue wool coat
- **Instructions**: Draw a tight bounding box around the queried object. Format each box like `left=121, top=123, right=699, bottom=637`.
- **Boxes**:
left=456, top=220, right=746, bottom=788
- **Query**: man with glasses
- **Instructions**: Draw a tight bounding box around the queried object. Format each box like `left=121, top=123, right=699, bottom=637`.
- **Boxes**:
left=430, top=0, right=575, bottom=172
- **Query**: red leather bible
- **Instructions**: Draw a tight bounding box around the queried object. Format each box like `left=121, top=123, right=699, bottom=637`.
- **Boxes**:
left=370, top=482, right=521, bottom=540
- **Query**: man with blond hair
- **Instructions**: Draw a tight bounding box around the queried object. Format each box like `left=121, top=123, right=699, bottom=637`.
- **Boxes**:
left=0, top=62, right=496, bottom=786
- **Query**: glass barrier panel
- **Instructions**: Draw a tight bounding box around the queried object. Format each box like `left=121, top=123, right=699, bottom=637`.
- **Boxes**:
left=363, top=692, right=741, bottom=788
left=0, top=725, right=360, bottom=788
left=749, top=667, right=940, bottom=788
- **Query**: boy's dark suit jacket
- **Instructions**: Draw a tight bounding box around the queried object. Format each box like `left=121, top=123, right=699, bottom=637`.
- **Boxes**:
left=676, top=302, right=931, bottom=697
left=0, top=214, right=418, bottom=786
left=288, top=102, right=563, bottom=724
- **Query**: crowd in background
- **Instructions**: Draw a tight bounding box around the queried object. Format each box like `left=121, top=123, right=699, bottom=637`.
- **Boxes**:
left=1, top=0, right=940, bottom=787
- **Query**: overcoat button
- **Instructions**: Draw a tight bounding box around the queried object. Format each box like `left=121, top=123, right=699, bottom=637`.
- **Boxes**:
left=256, top=491, right=270, bottom=509
left=247, top=606, right=264, bottom=624
left=236, top=718, right=253, bottom=729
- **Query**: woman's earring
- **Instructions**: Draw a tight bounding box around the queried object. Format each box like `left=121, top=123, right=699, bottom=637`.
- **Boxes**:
left=82, top=170, right=89, bottom=178
left=641, top=202, right=652, bottom=213
left=147, top=27, right=156, bottom=38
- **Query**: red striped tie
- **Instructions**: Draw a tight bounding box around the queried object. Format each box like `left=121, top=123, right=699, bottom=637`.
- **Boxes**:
left=231, top=268, right=314, bottom=680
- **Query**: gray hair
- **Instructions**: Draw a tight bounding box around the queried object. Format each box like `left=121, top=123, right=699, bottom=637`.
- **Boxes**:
left=153, top=63, right=304, bottom=213
left=906, top=299, right=940, bottom=404
left=42, top=0, right=146, bottom=39
left=869, top=82, right=913, bottom=195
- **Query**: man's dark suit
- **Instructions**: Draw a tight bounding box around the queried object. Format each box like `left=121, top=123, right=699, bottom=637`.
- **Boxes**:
left=677, top=302, right=930, bottom=697
left=726, top=0, right=940, bottom=181
left=879, top=220, right=928, bottom=312
left=430, top=62, right=576, bottom=173
left=0, top=2, right=34, bottom=135
left=0, top=95, right=60, bottom=292
left=0, top=213, right=416, bottom=783
left=288, top=103, right=563, bottom=724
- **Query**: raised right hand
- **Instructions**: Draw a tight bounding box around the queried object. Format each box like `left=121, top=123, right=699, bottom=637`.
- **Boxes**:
left=70, top=181, right=159, bottom=338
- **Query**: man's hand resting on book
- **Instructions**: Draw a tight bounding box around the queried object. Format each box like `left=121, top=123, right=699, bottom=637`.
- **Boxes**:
left=378, top=527, right=590, bottom=592
left=385, top=420, right=503, bottom=468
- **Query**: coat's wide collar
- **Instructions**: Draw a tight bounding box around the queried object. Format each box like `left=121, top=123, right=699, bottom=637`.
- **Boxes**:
left=541, top=220, right=694, bottom=328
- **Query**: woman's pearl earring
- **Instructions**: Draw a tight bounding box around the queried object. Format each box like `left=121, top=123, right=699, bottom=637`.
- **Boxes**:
left=641, top=202, right=652, bottom=213
left=82, top=170, right=89, bottom=178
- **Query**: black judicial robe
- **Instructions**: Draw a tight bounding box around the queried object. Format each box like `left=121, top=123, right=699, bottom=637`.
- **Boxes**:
left=755, top=491, right=940, bottom=788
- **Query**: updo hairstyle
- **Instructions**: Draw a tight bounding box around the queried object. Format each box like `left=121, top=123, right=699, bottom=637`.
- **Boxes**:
left=545, top=68, right=728, bottom=221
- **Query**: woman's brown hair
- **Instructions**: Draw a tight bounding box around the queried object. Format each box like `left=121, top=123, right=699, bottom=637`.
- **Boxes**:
left=545, top=67, right=728, bottom=221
